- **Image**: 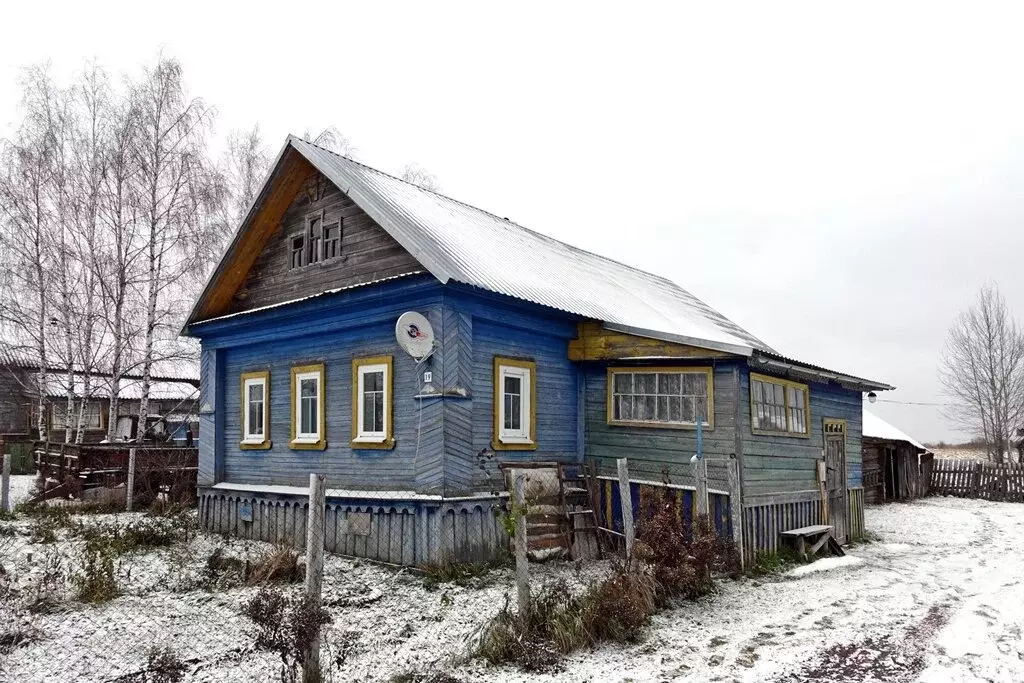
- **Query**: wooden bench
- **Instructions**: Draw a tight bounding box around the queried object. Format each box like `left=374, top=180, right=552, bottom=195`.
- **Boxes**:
left=779, top=524, right=845, bottom=561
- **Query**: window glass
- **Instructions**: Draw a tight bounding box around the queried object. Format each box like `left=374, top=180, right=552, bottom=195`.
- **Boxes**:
left=246, top=382, right=264, bottom=437
left=361, top=369, right=385, bottom=434
left=752, top=375, right=808, bottom=434
left=503, top=375, right=522, bottom=430
left=290, top=235, right=305, bottom=268
left=323, top=221, right=340, bottom=260
left=308, top=216, right=322, bottom=264
left=610, top=370, right=710, bottom=426
left=300, top=377, right=318, bottom=435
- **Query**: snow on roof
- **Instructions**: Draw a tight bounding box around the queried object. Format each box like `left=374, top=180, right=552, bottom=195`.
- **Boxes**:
left=1, top=347, right=199, bottom=384
left=284, top=137, right=774, bottom=356
left=863, top=408, right=931, bottom=453
left=43, top=376, right=199, bottom=402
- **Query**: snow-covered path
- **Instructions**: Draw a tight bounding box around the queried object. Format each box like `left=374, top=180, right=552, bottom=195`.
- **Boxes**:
left=2, top=496, right=1022, bottom=682
left=456, top=496, right=1024, bottom=683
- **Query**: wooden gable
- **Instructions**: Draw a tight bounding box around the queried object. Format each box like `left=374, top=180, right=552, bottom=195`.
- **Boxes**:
left=192, top=148, right=424, bottom=323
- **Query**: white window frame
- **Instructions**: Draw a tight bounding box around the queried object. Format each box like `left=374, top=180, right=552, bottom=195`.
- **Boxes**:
left=294, top=370, right=322, bottom=443
left=355, top=362, right=388, bottom=443
left=242, top=376, right=267, bottom=444
left=498, top=364, right=532, bottom=444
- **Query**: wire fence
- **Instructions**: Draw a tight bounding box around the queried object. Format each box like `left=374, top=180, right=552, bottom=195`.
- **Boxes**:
left=0, top=457, right=741, bottom=682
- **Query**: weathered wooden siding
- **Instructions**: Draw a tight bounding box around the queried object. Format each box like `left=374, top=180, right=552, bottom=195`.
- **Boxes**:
left=470, top=315, right=580, bottom=487
left=197, top=487, right=509, bottom=565
left=228, top=170, right=422, bottom=315
left=583, top=362, right=740, bottom=491
left=221, top=314, right=438, bottom=490
left=0, top=367, right=30, bottom=434
left=862, top=441, right=883, bottom=504
left=740, top=487, right=865, bottom=565
left=737, top=367, right=864, bottom=499
left=197, top=278, right=581, bottom=496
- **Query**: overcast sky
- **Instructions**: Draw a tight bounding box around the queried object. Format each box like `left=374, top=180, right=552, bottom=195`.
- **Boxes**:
left=3, top=2, right=1022, bottom=443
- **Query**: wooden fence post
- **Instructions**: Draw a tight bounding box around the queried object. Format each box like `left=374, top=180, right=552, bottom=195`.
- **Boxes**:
left=694, top=458, right=709, bottom=517
left=303, top=473, right=326, bottom=683
left=1, top=452, right=11, bottom=514
left=616, top=458, right=635, bottom=559
left=125, top=448, right=137, bottom=512
left=971, top=462, right=982, bottom=498
left=512, top=471, right=531, bottom=623
left=726, top=457, right=743, bottom=565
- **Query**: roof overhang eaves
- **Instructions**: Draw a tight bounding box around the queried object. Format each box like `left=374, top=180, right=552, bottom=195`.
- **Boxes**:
left=601, top=323, right=754, bottom=357
left=182, top=137, right=302, bottom=334
left=288, top=139, right=454, bottom=287
left=753, top=353, right=895, bottom=392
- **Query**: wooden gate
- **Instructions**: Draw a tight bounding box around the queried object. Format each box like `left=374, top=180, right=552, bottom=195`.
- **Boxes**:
left=824, top=419, right=848, bottom=543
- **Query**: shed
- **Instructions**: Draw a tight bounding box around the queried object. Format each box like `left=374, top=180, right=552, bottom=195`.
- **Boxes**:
left=862, top=408, right=933, bottom=503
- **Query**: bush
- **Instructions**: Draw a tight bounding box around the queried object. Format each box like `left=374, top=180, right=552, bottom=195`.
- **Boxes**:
left=634, top=492, right=739, bottom=602
left=75, top=539, right=119, bottom=603
left=420, top=558, right=505, bottom=591
left=141, top=645, right=186, bottom=683
left=72, top=513, right=195, bottom=556
left=476, top=565, right=659, bottom=671
left=750, top=547, right=804, bottom=576
left=24, top=506, right=72, bottom=544
left=242, top=588, right=331, bottom=683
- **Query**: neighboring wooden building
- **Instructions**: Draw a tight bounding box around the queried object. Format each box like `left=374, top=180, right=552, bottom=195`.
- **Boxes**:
left=862, top=408, right=933, bottom=503
left=184, top=136, right=893, bottom=566
left=0, top=350, right=200, bottom=444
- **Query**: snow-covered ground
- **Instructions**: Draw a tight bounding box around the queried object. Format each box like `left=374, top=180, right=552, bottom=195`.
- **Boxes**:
left=6, top=474, right=37, bottom=508
left=1, top=495, right=1022, bottom=682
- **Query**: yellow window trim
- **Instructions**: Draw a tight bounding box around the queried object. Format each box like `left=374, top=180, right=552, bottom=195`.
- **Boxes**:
left=492, top=356, right=537, bottom=451
left=749, top=372, right=811, bottom=439
left=350, top=355, right=395, bottom=450
left=240, top=370, right=272, bottom=450
left=290, top=363, right=327, bottom=450
left=605, top=366, right=715, bottom=431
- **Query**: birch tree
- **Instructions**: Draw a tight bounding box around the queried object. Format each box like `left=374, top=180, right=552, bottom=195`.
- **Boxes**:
left=68, top=62, right=113, bottom=442
left=131, top=56, right=214, bottom=439
left=939, top=284, right=1024, bottom=463
left=399, top=163, right=441, bottom=191
left=0, top=66, right=59, bottom=440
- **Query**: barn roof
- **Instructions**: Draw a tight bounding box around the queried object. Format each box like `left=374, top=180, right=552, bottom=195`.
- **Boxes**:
left=186, top=136, right=893, bottom=390
left=863, top=408, right=931, bottom=453
left=0, top=347, right=199, bottom=385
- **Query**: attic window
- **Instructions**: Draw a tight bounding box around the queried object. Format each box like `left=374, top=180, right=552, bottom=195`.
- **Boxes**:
left=290, top=235, right=305, bottom=269
left=308, top=215, right=322, bottom=265
left=323, top=221, right=341, bottom=260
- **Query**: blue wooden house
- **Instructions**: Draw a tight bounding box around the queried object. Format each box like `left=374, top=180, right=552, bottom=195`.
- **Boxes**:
left=184, top=137, right=892, bottom=566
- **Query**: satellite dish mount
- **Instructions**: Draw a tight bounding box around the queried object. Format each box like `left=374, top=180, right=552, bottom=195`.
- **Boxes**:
left=395, top=311, right=436, bottom=362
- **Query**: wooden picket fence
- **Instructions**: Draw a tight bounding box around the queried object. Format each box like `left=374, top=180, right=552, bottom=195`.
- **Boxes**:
left=930, top=458, right=1024, bottom=502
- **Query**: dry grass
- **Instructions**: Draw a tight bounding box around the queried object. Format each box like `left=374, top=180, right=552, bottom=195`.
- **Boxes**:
left=246, top=546, right=303, bottom=586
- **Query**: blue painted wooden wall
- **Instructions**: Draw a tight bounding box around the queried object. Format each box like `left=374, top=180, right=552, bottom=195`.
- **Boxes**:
left=194, top=277, right=582, bottom=495
left=736, top=366, right=863, bottom=499
left=583, top=362, right=741, bottom=491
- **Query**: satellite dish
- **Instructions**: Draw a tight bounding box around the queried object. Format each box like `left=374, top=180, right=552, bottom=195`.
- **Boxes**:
left=396, top=312, right=435, bottom=360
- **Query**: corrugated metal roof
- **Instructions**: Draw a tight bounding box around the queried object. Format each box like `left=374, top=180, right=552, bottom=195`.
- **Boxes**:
left=43, top=375, right=199, bottom=401
left=864, top=408, right=930, bottom=453
left=0, top=346, right=199, bottom=383
left=288, top=137, right=773, bottom=356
